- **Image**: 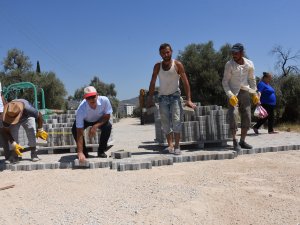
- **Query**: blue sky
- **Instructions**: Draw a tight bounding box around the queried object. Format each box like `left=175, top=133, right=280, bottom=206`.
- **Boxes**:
left=0, top=0, right=299, bottom=100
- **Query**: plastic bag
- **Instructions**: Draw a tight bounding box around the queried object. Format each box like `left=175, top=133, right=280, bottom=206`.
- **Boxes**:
left=254, top=105, right=268, bottom=119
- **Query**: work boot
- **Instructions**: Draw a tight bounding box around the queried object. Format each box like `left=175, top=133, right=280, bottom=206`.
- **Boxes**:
left=31, top=151, right=40, bottom=162
left=252, top=127, right=259, bottom=134
left=98, top=152, right=107, bottom=158
left=239, top=140, right=253, bottom=149
left=7, top=151, right=19, bottom=164
left=233, top=139, right=241, bottom=153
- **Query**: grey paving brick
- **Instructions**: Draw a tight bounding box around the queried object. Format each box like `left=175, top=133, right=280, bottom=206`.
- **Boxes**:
left=216, top=153, right=226, bottom=160
left=128, top=163, right=141, bottom=170
left=74, top=159, right=89, bottom=168
left=247, top=149, right=256, bottom=154
left=24, top=164, right=32, bottom=171
left=99, top=161, right=111, bottom=168
left=60, top=162, right=72, bottom=169
left=172, top=156, right=183, bottom=163
left=118, top=164, right=125, bottom=171
left=112, top=150, right=131, bottom=159
left=89, top=162, right=96, bottom=169
left=51, top=162, right=60, bottom=169
left=11, top=164, right=23, bottom=171
left=36, top=163, right=45, bottom=170
left=140, top=162, right=152, bottom=169
left=110, top=161, right=118, bottom=170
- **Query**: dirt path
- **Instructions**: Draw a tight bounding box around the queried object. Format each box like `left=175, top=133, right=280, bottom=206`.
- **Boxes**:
left=0, top=118, right=299, bottom=225
left=0, top=152, right=299, bottom=225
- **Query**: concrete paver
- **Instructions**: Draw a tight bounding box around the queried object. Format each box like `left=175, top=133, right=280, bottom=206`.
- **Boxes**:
left=1, top=118, right=299, bottom=171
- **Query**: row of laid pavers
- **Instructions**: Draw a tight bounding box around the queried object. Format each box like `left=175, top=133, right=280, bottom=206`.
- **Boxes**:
left=2, top=144, right=299, bottom=172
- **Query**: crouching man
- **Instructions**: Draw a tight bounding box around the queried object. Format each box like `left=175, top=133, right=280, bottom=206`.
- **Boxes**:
left=72, top=86, right=113, bottom=163
left=2, top=99, right=48, bottom=163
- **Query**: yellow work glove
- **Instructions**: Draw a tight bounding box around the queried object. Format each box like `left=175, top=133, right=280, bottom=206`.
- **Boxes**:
left=36, top=128, right=48, bottom=140
left=229, top=95, right=238, bottom=107
left=12, top=141, right=24, bottom=157
left=252, top=94, right=260, bottom=105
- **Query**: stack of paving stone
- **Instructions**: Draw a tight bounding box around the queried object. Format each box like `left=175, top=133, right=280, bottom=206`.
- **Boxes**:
left=42, top=110, right=114, bottom=152
left=43, top=111, right=76, bottom=147
left=154, top=103, right=232, bottom=147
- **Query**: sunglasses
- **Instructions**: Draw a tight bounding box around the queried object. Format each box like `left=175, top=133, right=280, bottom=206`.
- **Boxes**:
left=86, top=95, right=97, bottom=100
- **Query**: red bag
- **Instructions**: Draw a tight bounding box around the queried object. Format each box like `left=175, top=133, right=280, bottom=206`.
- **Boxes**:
left=254, top=105, right=268, bottom=119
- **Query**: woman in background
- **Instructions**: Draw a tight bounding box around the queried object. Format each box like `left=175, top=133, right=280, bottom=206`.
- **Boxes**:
left=253, top=72, right=278, bottom=134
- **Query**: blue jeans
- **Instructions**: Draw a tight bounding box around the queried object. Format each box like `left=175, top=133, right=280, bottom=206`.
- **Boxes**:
left=158, top=92, right=183, bottom=134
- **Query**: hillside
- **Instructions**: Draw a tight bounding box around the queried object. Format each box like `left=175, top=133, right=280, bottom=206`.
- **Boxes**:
left=120, top=96, right=139, bottom=106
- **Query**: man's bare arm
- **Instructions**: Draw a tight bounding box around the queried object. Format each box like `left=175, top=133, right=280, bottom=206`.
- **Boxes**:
left=147, top=63, right=160, bottom=107
left=175, top=61, right=195, bottom=108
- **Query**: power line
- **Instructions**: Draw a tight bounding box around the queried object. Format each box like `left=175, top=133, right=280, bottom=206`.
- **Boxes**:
left=0, top=7, right=83, bottom=76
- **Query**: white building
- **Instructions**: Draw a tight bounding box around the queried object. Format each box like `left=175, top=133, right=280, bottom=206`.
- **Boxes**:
left=119, top=103, right=136, bottom=116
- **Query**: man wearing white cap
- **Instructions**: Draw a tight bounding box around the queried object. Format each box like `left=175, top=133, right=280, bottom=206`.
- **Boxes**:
left=72, top=86, right=113, bottom=162
left=222, top=43, right=260, bottom=153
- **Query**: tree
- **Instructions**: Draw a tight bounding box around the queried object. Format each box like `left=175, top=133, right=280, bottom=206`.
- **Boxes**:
left=177, top=41, right=231, bottom=106
left=2, top=48, right=32, bottom=77
left=277, top=74, right=300, bottom=122
left=36, top=60, right=41, bottom=74
left=21, top=71, right=67, bottom=109
left=271, top=45, right=300, bottom=76
left=1, top=48, right=67, bottom=109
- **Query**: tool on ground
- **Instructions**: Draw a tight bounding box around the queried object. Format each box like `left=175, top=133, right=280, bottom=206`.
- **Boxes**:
left=0, top=184, right=15, bottom=191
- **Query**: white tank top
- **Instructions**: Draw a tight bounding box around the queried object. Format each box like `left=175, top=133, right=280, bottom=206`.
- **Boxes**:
left=158, top=60, right=180, bottom=95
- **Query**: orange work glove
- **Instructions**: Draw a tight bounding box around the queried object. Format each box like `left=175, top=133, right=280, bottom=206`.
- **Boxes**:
left=12, top=141, right=24, bottom=157
left=36, top=128, right=48, bottom=140
left=252, top=94, right=260, bottom=105
left=229, top=95, right=238, bottom=107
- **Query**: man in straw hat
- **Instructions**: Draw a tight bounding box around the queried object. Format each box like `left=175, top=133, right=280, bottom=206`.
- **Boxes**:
left=0, top=88, right=10, bottom=162
left=2, top=99, right=48, bottom=163
left=72, top=86, right=113, bottom=163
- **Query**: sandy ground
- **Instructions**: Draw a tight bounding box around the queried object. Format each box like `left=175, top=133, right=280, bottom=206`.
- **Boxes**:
left=0, top=118, right=299, bottom=225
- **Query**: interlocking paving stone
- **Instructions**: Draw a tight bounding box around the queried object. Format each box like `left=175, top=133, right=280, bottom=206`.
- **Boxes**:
left=111, top=150, right=131, bottom=159
left=1, top=124, right=299, bottom=172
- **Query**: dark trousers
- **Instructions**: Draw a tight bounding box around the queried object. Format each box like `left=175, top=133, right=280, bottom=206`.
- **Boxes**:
left=72, top=120, right=112, bottom=155
left=253, top=104, right=275, bottom=133
left=0, top=128, right=10, bottom=160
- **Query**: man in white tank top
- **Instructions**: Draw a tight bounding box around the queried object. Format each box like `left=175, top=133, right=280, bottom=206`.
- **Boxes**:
left=147, top=43, right=195, bottom=155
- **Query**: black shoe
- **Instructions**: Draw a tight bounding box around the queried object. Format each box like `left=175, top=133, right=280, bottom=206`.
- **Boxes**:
left=252, top=127, right=259, bottom=134
left=239, top=140, right=253, bottom=149
left=31, top=151, right=40, bottom=162
left=233, top=139, right=241, bottom=152
left=98, top=152, right=107, bottom=158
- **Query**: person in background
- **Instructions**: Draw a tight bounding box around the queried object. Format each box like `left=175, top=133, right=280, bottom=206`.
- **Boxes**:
left=147, top=43, right=196, bottom=155
left=72, top=86, right=113, bottom=163
left=222, top=43, right=260, bottom=153
left=0, top=88, right=10, bottom=163
left=253, top=72, right=278, bottom=134
left=2, top=99, right=48, bottom=163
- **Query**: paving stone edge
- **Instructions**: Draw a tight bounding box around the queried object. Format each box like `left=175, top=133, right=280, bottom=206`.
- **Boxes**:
left=1, top=144, right=299, bottom=172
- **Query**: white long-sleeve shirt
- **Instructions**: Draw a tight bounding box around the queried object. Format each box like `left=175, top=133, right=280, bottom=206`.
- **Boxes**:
left=222, top=57, right=257, bottom=97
